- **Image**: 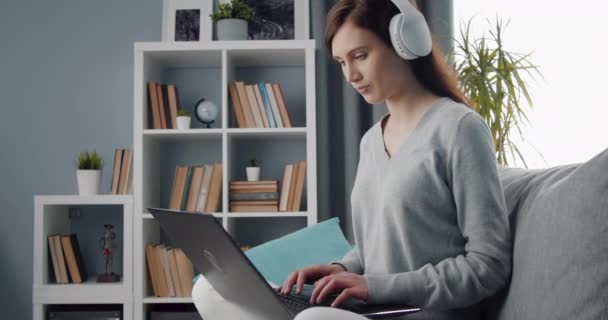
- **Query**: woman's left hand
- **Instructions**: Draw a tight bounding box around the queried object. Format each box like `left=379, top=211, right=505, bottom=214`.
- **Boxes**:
left=309, top=272, right=368, bottom=307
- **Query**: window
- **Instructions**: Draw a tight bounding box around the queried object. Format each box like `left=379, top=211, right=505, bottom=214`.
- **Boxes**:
left=455, top=1, right=608, bottom=168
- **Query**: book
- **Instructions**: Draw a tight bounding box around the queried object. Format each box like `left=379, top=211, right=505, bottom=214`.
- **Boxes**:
left=161, top=84, right=173, bottom=129
left=230, top=204, right=279, bottom=212
left=273, top=83, right=292, bottom=128
left=230, top=200, right=278, bottom=205
left=53, top=235, right=69, bottom=283
left=253, top=84, right=270, bottom=128
left=229, top=180, right=278, bottom=186
left=169, top=166, right=188, bottom=210
left=291, top=161, right=307, bottom=211
left=48, top=235, right=60, bottom=284
left=196, top=164, right=214, bottom=213
left=147, top=82, right=161, bottom=129
left=111, top=149, right=123, bottom=195
left=60, top=235, right=81, bottom=283
left=258, top=81, right=277, bottom=128
left=229, top=192, right=280, bottom=201
left=156, top=83, right=168, bottom=129
left=229, top=83, right=247, bottom=128
left=230, top=187, right=278, bottom=193
left=174, top=248, right=194, bottom=297
left=185, top=166, right=204, bottom=212
left=118, top=149, right=132, bottom=195
left=266, top=82, right=284, bottom=128
left=68, top=234, right=87, bottom=282
left=180, top=167, right=194, bottom=211
left=287, top=162, right=299, bottom=212
left=167, top=248, right=184, bottom=297
left=245, top=84, right=264, bottom=128
left=158, top=245, right=175, bottom=297
left=145, top=244, right=161, bottom=296
left=279, top=164, right=294, bottom=211
left=204, top=163, right=223, bottom=213
left=234, top=81, right=255, bottom=128
left=167, top=84, right=179, bottom=129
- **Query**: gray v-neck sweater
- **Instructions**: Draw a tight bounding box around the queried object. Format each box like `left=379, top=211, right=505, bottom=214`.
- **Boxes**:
left=338, top=98, right=512, bottom=311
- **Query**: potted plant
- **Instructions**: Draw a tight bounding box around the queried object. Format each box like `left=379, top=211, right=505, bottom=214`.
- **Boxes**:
left=452, top=18, right=542, bottom=167
left=176, top=108, right=191, bottom=130
left=210, top=0, right=254, bottom=40
left=75, top=150, right=103, bottom=195
left=246, top=157, right=260, bottom=181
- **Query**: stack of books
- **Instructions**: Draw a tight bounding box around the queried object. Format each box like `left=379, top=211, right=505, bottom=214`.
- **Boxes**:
left=147, top=81, right=181, bottom=129
left=169, top=163, right=223, bottom=213
left=47, top=234, right=87, bottom=284
left=111, top=148, right=133, bottom=195
left=145, top=244, right=193, bottom=297
left=229, top=180, right=280, bottom=212
left=229, top=80, right=292, bottom=128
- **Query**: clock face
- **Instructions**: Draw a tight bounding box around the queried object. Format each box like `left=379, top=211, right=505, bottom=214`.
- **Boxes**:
left=195, top=99, right=218, bottom=122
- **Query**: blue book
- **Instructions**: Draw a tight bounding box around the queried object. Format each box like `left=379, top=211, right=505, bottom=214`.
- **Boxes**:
left=259, top=81, right=277, bottom=128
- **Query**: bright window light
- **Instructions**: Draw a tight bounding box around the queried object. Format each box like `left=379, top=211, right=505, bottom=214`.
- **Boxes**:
left=454, top=1, right=608, bottom=168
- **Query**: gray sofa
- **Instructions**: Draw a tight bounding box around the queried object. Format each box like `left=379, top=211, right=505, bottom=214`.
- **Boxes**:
left=481, top=148, right=608, bottom=319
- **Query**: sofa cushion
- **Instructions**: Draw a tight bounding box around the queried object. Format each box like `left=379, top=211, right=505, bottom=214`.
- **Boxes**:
left=485, top=149, right=608, bottom=320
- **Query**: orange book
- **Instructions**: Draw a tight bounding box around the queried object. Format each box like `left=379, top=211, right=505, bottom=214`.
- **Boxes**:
left=147, top=82, right=161, bottom=129
left=145, top=244, right=161, bottom=296
left=185, top=166, right=205, bottom=212
left=156, top=84, right=168, bottom=129
left=167, top=84, right=179, bottom=129
left=279, top=164, right=294, bottom=211
left=60, top=235, right=81, bottom=283
left=154, top=245, right=170, bottom=297
left=169, top=166, right=188, bottom=210
left=204, top=163, right=223, bottom=212
left=245, top=84, right=264, bottom=128
left=229, top=84, right=247, bottom=128
left=234, top=81, right=255, bottom=127
left=230, top=204, right=279, bottom=212
left=287, top=162, right=299, bottom=211
left=117, top=149, right=132, bottom=194
left=111, top=149, right=123, bottom=195
left=167, top=248, right=184, bottom=297
left=175, top=248, right=194, bottom=297
left=291, top=161, right=307, bottom=211
left=272, top=83, right=292, bottom=128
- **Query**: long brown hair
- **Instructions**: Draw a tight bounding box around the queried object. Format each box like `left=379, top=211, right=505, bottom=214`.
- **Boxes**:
left=325, top=0, right=470, bottom=107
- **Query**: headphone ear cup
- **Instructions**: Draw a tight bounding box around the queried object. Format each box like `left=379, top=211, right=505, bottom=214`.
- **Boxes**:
left=388, top=3, right=433, bottom=60
left=389, top=13, right=417, bottom=60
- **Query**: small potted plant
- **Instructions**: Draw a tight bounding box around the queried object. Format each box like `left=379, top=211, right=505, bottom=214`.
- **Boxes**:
left=246, top=157, right=260, bottom=181
left=75, top=150, right=103, bottom=195
left=210, top=0, right=254, bottom=40
left=176, top=108, right=191, bottom=130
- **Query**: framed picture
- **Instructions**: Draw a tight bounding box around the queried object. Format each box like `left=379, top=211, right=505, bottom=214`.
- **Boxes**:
left=220, top=0, right=309, bottom=40
left=162, top=0, right=213, bottom=42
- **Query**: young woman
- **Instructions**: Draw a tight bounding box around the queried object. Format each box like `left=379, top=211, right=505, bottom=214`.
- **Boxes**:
left=282, top=0, right=513, bottom=319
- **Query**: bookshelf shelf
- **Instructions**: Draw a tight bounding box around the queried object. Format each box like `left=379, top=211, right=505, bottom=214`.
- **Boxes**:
left=32, top=195, right=133, bottom=320
left=142, top=297, right=194, bottom=304
left=133, top=39, right=317, bottom=320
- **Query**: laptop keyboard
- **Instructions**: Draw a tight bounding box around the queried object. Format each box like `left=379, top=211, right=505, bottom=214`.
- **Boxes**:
left=275, top=291, right=313, bottom=315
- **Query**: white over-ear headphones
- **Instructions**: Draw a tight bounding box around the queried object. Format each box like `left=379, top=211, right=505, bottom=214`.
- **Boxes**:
left=389, top=0, right=432, bottom=60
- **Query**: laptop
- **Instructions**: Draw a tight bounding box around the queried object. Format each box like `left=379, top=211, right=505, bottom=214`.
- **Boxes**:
left=148, top=208, right=421, bottom=319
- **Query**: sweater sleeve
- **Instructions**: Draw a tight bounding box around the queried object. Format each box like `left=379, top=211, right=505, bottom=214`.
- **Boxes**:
left=364, top=113, right=512, bottom=309
left=332, top=246, right=364, bottom=274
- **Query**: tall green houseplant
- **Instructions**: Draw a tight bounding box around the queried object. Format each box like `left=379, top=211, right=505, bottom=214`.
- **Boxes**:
left=452, top=18, right=542, bottom=167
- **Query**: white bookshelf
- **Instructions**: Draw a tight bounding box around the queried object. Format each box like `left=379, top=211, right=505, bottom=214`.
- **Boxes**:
left=32, top=195, right=133, bottom=320
left=132, top=40, right=317, bottom=319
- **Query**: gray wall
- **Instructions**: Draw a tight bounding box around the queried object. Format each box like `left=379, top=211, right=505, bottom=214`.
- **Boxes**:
left=0, top=0, right=161, bottom=318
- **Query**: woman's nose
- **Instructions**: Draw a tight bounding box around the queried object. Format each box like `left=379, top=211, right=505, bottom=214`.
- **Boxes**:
left=345, top=65, right=361, bottom=83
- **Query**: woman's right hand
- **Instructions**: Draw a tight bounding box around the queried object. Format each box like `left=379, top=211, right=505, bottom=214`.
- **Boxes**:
left=279, top=264, right=346, bottom=296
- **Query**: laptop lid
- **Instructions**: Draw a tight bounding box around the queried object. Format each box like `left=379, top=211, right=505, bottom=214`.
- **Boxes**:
left=148, top=207, right=422, bottom=319
left=148, top=208, right=292, bottom=320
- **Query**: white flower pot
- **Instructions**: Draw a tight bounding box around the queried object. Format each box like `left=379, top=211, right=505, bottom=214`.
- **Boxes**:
left=246, top=167, right=260, bottom=181
left=217, top=19, right=248, bottom=40
left=77, top=170, right=101, bottom=195
left=176, top=116, right=191, bottom=129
